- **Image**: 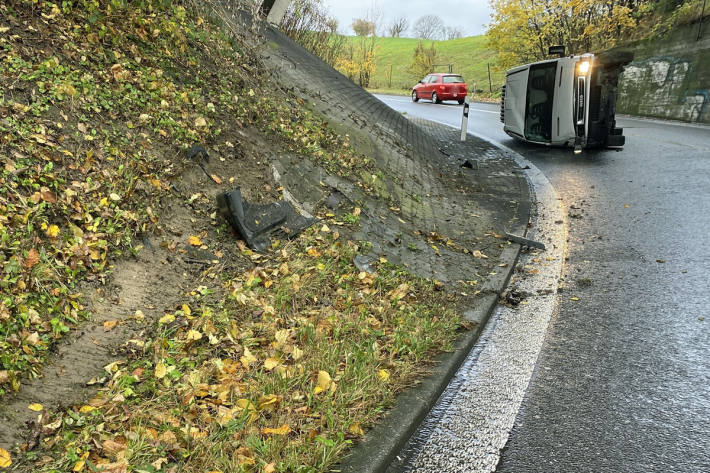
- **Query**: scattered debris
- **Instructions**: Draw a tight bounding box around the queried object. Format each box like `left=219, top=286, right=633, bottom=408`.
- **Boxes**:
left=505, top=232, right=546, bottom=250
left=461, top=159, right=477, bottom=169
left=217, top=187, right=315, bottom=251
left=353, top=254, right=376, bottom=274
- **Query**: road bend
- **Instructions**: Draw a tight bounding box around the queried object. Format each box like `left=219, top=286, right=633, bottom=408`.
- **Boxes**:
left=376, top=94, right=710, bottom=472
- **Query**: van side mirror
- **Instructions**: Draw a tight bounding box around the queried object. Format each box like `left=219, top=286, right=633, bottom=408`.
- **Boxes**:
left=548, top=45, right=565, bottom=57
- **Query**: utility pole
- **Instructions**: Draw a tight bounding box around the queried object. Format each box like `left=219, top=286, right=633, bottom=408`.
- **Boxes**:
left=698, top=0, right=707, bottom=41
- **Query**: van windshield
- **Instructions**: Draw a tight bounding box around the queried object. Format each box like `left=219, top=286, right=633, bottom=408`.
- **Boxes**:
left=524, top=62, right=556, bottom=142
left=443, top=75, right=465, bottom=83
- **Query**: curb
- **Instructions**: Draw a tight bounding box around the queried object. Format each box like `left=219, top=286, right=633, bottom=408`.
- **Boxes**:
left=338, top=213, right=525, bottom=473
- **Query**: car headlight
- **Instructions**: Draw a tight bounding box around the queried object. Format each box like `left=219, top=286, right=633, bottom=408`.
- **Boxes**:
left=577, top=61, right=590, bottom=75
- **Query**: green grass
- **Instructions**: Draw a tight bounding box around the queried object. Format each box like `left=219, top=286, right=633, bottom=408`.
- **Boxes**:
left=344, top=35, right=505, bottom=99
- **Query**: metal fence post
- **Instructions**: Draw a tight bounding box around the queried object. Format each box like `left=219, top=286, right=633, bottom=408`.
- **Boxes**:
left=460, top=96, right=470, bottom=142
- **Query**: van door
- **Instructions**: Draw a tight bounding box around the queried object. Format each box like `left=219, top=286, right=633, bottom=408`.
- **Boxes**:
left=503, top=68, right=528, bottom=138
left=524, top=61, right=557, bottom=143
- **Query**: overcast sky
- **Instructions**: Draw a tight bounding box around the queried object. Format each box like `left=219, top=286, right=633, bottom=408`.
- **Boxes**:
left=324, top=0, right=492, bottom=37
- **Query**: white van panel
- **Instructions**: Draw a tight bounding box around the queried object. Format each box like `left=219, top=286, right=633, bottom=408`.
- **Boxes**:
left=551, top=58, right=577, bottom=144
left=503, top=69, right=528, bottom=138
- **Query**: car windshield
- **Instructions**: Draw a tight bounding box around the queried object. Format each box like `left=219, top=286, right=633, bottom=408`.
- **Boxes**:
left=443, top=75, right=464, bottom=83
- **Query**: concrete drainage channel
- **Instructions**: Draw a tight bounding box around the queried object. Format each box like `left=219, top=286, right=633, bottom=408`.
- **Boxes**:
left=339, top=128, right=566, bottom=473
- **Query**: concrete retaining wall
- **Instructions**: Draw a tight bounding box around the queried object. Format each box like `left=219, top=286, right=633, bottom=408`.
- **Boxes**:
left=617, top=20, right=710, bottom=124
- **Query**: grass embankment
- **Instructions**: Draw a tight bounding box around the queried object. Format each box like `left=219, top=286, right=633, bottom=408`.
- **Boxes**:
left=349, top=35, right=505, bottom=99
left=0, top=1, right=464, bottom=471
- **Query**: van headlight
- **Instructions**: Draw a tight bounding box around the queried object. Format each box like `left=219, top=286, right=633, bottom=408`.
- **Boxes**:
left=577, top=61, right=590, bottom=75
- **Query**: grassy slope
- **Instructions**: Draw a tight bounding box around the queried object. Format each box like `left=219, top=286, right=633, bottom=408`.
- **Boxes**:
left=346, top=35, right=505, bottom=97
left=0, top=1, right=465, bottom=471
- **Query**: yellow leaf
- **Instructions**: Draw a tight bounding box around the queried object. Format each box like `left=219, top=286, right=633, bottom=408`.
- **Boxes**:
left=264, top=358, right=279, bottom=371
left=0, top=448, right=12, bottom=468
left=73, top=460, right=84, bottom=472
left=159, top=313, right=175, bottom=324
left=264, top=464, right=276, bottom=473
left=186, top=329, right=202, bottom=341
left=79, top=405, right=95, bottom=414
left=46, top=224, right=60, bottom=238
left=378, top=369, right=390, bottom=382
left=181, top=304, right=191, bottom=316
left=109, top=193, right=121, bottom=201
left=571, top=296, right=580, bottom=301
left=316, top=370, right=331, bottom=393
left=28, top=403, right=43, bottom=412
left=240, top=347, right=257, bottom=368
left=348, top=422, right=364, bottom=436
left=188, top=235, right=203, bottom=246
left=155, top=361, right=167, bottom=379
left=292, top=346, right=304, bottom=361
left=103, top=320, right=118, bottom=332
left=261, top=424, right=290, bottom=436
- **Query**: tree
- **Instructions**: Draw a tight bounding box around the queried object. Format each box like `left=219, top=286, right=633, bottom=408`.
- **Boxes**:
left=487, top=0, right=647, bottom=69
left=280, top=0, right=345, bottom=67
left=445, top=26, right=464, bottom=40
left=412, top=15, right=445, bottom=40
left=408, top=41, right=438, bottom=79
left=387, top=17, right=409, bottom=37
left=352, top=18, right=376, bottom=36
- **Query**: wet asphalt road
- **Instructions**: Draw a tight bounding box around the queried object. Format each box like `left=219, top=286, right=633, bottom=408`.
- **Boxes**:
left=376, top=95, right=710, bottom=472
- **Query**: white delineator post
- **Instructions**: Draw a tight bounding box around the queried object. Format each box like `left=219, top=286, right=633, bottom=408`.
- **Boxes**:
left=460, top=95, right=470, bottom=141
left=264, top=0, right=291, bottom=25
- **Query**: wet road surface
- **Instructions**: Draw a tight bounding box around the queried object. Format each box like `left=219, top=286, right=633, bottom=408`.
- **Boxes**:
left=376, top=95, right=710, bottom=472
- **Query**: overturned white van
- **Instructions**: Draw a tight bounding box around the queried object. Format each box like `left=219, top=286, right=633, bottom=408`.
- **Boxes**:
left=500, top=49, right=633, bottom=152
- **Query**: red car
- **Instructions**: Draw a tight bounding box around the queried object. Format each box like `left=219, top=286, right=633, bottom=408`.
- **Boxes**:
left=412, top=73, right=468, bottom=104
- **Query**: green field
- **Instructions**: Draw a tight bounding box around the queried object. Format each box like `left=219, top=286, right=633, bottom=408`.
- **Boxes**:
left=344, top=35, right=505, bottom=98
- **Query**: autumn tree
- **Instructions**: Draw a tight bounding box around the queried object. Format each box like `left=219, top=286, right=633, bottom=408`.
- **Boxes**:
left=413, top=15, right=445, bottom=39
left=388, top=16, right=409, bottom=37
left=280, top=0, right=345, bottom=67
left=408, top=42, right=438, bottom=79
left=487, top=0, right=649, bottom=69
left=352, top=18, right=376, bottom=36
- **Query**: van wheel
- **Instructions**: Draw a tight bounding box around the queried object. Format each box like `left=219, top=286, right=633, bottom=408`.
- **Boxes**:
left=412, top=90, right=419, bottom=102
left=458, top=99, right=465, bottom=105
left=432, top=92, right=440, bottom=104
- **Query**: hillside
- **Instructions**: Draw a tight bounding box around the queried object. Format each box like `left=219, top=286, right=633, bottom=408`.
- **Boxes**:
left=344, top=35, right=505, bottom=98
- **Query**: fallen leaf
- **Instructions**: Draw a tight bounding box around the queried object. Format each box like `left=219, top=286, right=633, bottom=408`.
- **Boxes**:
left=0, top=448, right=11, bottom=468
left=103, top=320, right=118, bottom=332
left=25, top=248, right=40, bottom=269
left=240, top=347, right=257, bottom=368
left=40, top=189, right=57, bottom=204
left=28, top=403, right=43, bottom=412
left=46, top=224, right=60, bottom=238
left=210, top=174, right=222, bottom=184
left=291, top=346, right=304, bottom=361
left=155, top=362, right=167, bottom=379
left=194, top=117, right=207, bottom=128
left=348, top=422, right=364, bottom=436
left=79, top=405, right=95, bottom=414
left=188, top=235, right=203, bottom=246
left=264, top=358, right=279, bottom=371
left=571, top=296, right=580, bottom=301
left=186, top=329, right=202, bottom=341
left=314, top=370, right=331, bottom=394
left=378, top=369, right=390, bottom=382
left=159, top=314, right=175, bottom=324
left=264, top=464, right=276, bottom=473
left=261, top=424, right=290, bottom=436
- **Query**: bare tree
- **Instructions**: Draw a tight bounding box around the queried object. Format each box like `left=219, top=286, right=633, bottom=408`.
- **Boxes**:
left=413, top=15, right=445, bottom=40
left=280, top=0, right=345, bottom=67
left=445, top=26, right=464, bottom=40
left=352, top=18, right=376, bottom=36
left=387, top=16, right=409, bottom=37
